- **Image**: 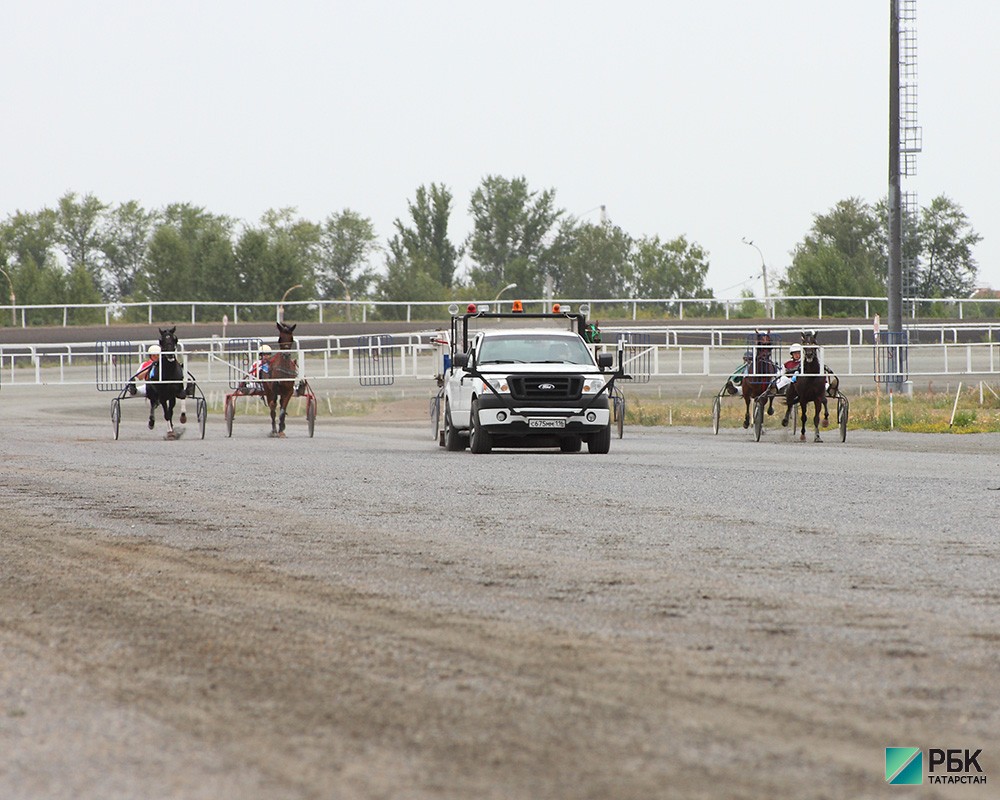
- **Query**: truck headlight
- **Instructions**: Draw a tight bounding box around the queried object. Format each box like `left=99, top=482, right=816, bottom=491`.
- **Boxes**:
left=483, top=378, right=510, bottom=393
left=581, top=378, right=606, bottom=394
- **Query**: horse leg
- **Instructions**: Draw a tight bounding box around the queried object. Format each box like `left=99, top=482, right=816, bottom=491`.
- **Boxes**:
left=164, top=397, right=176, bottom=438
left=781, top=390, right=792, bottom=427
left=799, top=401, right=807, bottom=442
left=766, top=394, right=774, bottom=416
left=179, top=396, right=188, bottom=425
left=148, top=398, right=156, bottom=430
left=268, top=398, right=279, bottom=437
left=814, top=400, right=823, bottom=443
left=743, top=396, right=751, bottom=429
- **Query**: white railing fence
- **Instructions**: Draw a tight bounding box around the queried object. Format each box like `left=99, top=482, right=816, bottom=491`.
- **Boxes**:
left=4, top=294, right=1000, bottom=327
left=4, top=334, right=1000, bottom=390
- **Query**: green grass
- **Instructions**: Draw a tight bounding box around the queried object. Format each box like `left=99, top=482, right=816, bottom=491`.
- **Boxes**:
left=624, top=389, right=1000, bottom=434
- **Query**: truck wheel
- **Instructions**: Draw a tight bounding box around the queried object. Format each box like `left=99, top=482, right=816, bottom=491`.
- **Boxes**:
left=469, top=398, right=493, bottom=454
left=559, top=435, right=582, bottom=452
left=587, top=423, right=611, bottom=454
left=443, top=401, right=465, bottom=451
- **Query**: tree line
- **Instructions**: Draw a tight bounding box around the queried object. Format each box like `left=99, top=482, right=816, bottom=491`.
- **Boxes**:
left=0, top=177, right=983, bottom=325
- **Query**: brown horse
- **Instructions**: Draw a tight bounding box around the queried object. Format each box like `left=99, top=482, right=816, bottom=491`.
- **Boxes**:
left=262, top=322, right=298, bottom=437
left=742, top=331, right=778, bottom=429
left=781, top=331, right=827, bottom=442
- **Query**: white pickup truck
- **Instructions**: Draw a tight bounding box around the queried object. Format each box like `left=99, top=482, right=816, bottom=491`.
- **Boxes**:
left=436, top=306, right=627, bottom=454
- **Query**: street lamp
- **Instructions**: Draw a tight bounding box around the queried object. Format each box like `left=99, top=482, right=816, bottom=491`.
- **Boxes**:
left=0, top=265, right=15, bottom=327
left=741, top=238, right=772, bottom=318
left=494, top=282, right=517, bottom=303
left=277, top=284, right=303, bottom=323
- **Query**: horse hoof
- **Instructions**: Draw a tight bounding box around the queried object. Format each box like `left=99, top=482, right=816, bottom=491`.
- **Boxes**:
left=165, top=431, right=176, bottom=440
left=742, top=421, right=749, bottom=429
left=799, top=434, right=806, bottom=442
left=279, top=431, right=286, bottom=438
left=821, top=419, right=828, bottom=428
left=782, top=419, right=789, bottom=428
left=766, top=408, right=774, bottom=416
left=179, top=413, right=187, bottom=424
left=815, top=435, right=823, bottom=443
left=148, top=419, right=155, bottom=430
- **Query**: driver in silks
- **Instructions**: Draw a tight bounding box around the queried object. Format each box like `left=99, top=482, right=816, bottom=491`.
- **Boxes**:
left=775, top=342, right=802, bottom=392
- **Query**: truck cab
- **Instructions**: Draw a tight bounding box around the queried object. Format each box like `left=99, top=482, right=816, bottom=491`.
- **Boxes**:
left=439, top=305, right=624, bottom=454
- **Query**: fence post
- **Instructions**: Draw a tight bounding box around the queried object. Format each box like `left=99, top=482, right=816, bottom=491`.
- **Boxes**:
left=818, top=298, right=823, bottom=318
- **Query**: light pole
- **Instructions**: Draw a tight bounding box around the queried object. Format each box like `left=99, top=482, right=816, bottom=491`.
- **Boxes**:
left=0, top=265, right=15, bottom=326
left=493, top=282, right=517, bottom=304
left=277, top=284, right=303, bottom=323
left=741, top=238, right=772, bottom=318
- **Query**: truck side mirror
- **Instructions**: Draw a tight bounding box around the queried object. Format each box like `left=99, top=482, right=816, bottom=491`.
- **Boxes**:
left=452, top=353, right=470, bottom=369
left=596, top=352, right=613, bottom=371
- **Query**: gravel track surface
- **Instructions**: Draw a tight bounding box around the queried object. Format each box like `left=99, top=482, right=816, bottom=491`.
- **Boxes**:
left=2, top=388, right=999, bottom=799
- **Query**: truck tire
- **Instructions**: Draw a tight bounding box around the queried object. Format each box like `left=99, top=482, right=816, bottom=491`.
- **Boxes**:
left=587, top=423, right=611, bottom=454
left=559, top=435, right=582, bottom=452
left=469, top=398, right=493, bottom=454
left=444, top=401, right=465, bottom=451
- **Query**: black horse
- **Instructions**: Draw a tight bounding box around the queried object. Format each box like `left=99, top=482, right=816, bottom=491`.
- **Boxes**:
left=262, top=322, right=299, bottom=437
left=782, top=331, right=827, bottom=442
left=146, top=326, right=187, bottom=439
left=741, top=331, right=778, bottom=429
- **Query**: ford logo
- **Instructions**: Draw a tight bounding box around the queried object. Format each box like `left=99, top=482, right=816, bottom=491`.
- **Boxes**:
left=538, top=383, right=555, bottom=390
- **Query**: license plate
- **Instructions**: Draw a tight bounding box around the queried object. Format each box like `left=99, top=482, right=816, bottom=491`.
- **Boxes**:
left=528, top=418, right=566, bottom=429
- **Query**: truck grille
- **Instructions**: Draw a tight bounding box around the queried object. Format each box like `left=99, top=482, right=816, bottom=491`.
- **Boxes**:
left=508, top=375, right=583, bottom=401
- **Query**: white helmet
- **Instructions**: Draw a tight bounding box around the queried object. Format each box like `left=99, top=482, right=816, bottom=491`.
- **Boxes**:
left=148, top=344, right=161, bottom=356
left=789, top=343, right=802, bottom=355
left=260, top=344, right=272, bottom=354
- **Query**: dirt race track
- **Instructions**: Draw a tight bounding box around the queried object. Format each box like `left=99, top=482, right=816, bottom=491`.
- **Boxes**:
left=1, top=387, right=999, bottom=799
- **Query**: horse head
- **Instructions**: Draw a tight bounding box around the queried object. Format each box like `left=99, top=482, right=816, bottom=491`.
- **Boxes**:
left=158, top=326, right=179, bottom=363
left=801, top=331, right=820, bottom=373
left=276, top=322, right=297, bottom=351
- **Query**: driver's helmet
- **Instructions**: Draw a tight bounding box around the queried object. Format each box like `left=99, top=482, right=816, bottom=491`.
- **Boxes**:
left=789, top=343, right=802, bottom=356
left=148, top=344, right=161, bottom=356
left=259, top=344, right=272, bottom=357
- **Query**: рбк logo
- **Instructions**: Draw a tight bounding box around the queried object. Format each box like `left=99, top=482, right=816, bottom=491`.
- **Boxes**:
left=885, top=747, right=923, bottom=785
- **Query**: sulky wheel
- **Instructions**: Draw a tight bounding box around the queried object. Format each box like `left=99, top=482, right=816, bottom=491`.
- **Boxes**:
left=111, top=398, right=121, bottom=440
left=307, top=396, right=317, bottom=438
left=753, top=397, right=765, bottom=441
left=712, top=395, right=721, bottom=435
left=197, top=397, right=207, bottom=439
left=225, top=396, right=235, bottom=438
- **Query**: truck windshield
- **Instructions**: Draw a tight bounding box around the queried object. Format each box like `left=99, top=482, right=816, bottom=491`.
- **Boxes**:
left=477, top=334, right=595, bottom=365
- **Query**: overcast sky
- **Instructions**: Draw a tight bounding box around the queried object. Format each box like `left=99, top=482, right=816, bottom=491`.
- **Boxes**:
left=3, top=1, right=996, bottom=299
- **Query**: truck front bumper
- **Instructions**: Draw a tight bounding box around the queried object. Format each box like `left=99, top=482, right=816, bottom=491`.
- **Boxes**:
left=476, top=394, right=610, bottom=436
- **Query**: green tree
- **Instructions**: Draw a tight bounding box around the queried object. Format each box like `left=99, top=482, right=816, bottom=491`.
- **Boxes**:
left=376, top=185, right=459, bottom=317
left=55, top=192, right=108, bottom=295
left=916, top=195, right=981, bottom=298
left=466, top=175, right=561, bottom=294
left=317, top=209, right=379, bottom=318
left=0, top=209, right=62, bottom=323
left=781, top=197, right=885, bottom=315
left=257, top=208, right=320, bottom=301
left=100, top=201, right=159, bottom=300
left=548, top=220, right=632, bottom=300
left=630, top=234, right=713, bottom=315
left=142, top=204, right=236, bottom=308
